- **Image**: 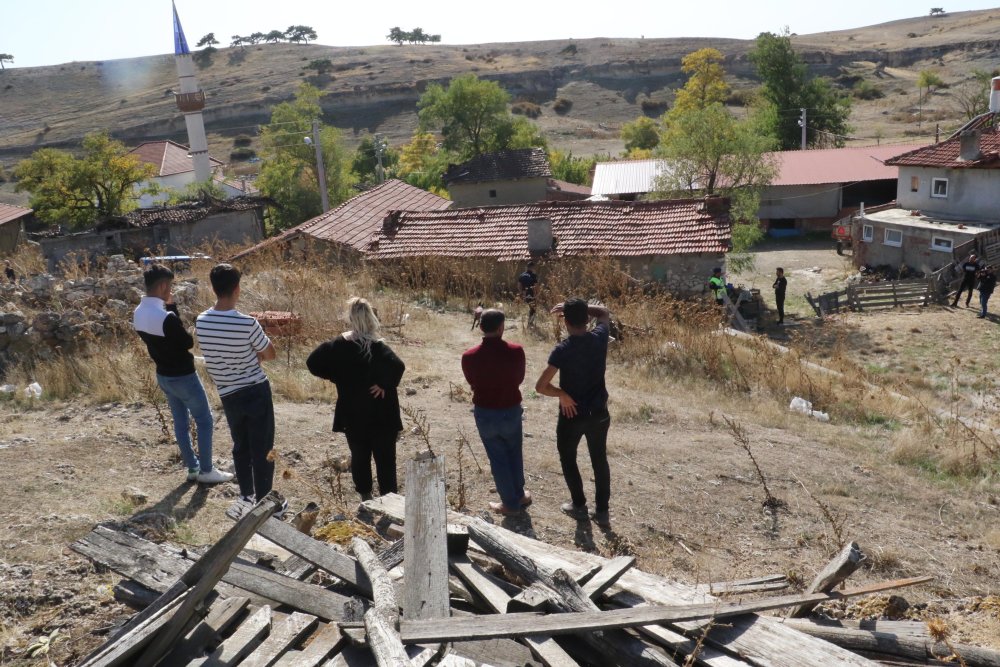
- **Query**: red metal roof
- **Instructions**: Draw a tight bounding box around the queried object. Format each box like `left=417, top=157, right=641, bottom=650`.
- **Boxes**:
left=232, top=179, right=451, bottom=259
left=366, top=198, right=730, bottom=262
left=0, top=203, right=32, bottom=226
left=885, top=127, right=1000, bottom=169
left=127, top=140, right=224, bottom=177
left=768, top=144, right=925, bottom=187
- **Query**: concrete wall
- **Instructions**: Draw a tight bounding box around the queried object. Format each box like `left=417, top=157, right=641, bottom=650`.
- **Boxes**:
left=851, top=218, right=980, bottom=274
left=897, top=166, right=1000, bottom=223
left=0, top=220, right=22, bottom=253
left=448, top=178, right=549, bottom=208
left=619, top=253, right=725, bottom=295
left=758, top=184, right=841, bottom=223
left=137, top=173, right=195, bottom=208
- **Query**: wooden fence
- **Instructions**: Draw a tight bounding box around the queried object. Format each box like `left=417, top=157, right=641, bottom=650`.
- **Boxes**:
left=807, top=279, right=938, bottom=315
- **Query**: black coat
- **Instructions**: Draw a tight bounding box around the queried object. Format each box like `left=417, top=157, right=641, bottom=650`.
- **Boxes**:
left=306, top=335, right=405, bottom=434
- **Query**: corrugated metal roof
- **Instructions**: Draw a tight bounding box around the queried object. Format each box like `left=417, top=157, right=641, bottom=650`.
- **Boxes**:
left=591, top=159, right=669, bottom=196
left=0, top=203, right=32, bottom=226
left=366, top=198, right=730, bottom=262
left=769, top=144, right=925, bottom=186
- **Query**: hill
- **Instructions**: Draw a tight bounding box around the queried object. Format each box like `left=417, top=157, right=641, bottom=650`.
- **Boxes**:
left=1, top=8, right=999, bottom=168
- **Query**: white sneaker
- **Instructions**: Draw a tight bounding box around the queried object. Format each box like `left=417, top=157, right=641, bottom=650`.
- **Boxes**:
left=196, top=468, right=235, bottom=484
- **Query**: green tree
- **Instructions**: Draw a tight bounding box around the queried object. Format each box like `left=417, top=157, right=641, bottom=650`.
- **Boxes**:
left=396, top=132, right=450, bottom=195
left=419, top=74, right=543, bottom=158
left=264, top=30, right=285, bottom=43
left=284, top=25, right=317, bottom=44
left=13, top=132, right=156, bottom=228
left=0, top=54, right=13, bottom=70
left=952, top=69, right=996, bottom=120
left=916, top=69, right=945, bottom=127
left=410, top=28, right=426, bottom=44
left=749, top=31, right=852, bottom=149
left=166, top=179, right=226, bottom=205
left=620, top=116, right=661, bottom=152
left=247, top=32, right=265, bottom=45
left=230, top=35, right=245, bottom=49
left=305, top=58, right=333, bottom=75
left=351, top=135, right=399, bottom=185
left=671, top=48, right=730, bottom=115
left=195, top=33, right=218, bottom=48
left=387, top=27, right=407, bottom=45
left=257, top=84, right=352, bottom=231
left=548, top=150, right=597, bottom=186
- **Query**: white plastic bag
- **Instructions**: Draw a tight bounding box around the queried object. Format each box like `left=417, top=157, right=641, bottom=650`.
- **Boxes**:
left=24, top=382, right=42, bottom=399
left=790, top=396, right=829, bottom=421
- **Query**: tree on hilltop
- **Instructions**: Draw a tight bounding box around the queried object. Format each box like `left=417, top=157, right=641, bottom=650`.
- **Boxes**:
left=409, top=28, right=426, bottom=44
left=387, top=27, right=407, bottom=46
left=0, top=54, right=12, bottom=70
left=247, top=32, right=266, bottom=45
left=195, top=33, right=218, bottom=48
left=285, top=25, right=318, bottom=44
left=230, top=35, right=245, bottom=49
left=264, top=30, right=285, bottom=43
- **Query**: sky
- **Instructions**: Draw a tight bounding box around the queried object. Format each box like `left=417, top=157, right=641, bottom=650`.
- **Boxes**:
left=3, top=0, right=1000, bottom=68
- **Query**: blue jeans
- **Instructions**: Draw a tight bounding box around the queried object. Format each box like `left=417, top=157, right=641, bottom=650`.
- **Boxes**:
left=981, top=291, right=993, bottom=317
left=473, top=406, right=525, bottom=510
left=221, top=381, right=275, bottom=500
left=156, top=372, right=214, bottom=473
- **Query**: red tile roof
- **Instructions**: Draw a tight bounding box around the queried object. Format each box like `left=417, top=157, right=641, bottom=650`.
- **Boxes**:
left=0, top=203, right=32, bottom=227
left=231, top=179, right=451, bottom=259
left=885, top=126, right=1000, bottom=169
left=127, top=140, right=224, bottom=177
left=366, top=198, right=730, bottom=262
left=443, top=148, right=551, bottom=184
left=767, top=144, right=925, bottom=187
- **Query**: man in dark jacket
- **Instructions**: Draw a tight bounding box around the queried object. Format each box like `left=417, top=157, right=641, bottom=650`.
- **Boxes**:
left=133, top=264, right=232, bottom=484
left=462, top=309, right=529, bottom=515
left=977, top=265, right=997, bottom=318
left=953, top=253, right=983, bottom=307
left=773, top=267, right=787, bottom=325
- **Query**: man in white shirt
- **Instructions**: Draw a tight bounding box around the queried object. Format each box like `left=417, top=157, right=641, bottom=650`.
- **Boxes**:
left=195, top=264, right=280, bottom=510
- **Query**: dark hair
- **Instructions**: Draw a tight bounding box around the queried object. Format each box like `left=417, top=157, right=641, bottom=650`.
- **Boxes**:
left=563, top=298, right=589, bottom=327
left=209, top=263, right=241, bottom=298
left=143, top=263, right=174, bottom=292
left=776, top=267, right=784, bottom=273
left=712, top=267, right=722, bottom=274
left=480, top=309, right=505, bottom=333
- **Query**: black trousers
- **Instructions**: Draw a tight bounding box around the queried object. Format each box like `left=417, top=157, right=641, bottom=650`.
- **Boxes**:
left=345, top=429, right=399, bottom=495
left=221, top=381, right=275, bottom=500
left=954, top=276, right=976, bottom=305
left=775, top=293, right=785, bottom=323
left=556, top=408, right=611, bottom=512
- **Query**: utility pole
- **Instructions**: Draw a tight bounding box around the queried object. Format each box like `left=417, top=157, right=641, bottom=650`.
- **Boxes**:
left=374, top=133, right=386, bottom=185
left=799, top=108, right=807, bottom=150
left=312, top=119, right=330, bottom=212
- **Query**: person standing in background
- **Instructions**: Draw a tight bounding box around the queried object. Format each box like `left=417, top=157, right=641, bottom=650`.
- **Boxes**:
left=773, top=267, right=787, bottom=325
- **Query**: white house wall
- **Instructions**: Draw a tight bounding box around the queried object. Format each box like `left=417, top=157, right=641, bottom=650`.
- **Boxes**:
left=136, top=173, right=197, bottom=208
left=897, top=166, right=1000, bottom=223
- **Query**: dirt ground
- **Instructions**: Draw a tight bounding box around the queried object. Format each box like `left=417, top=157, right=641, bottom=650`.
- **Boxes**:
left=3, top=243, right=1000, bottom=665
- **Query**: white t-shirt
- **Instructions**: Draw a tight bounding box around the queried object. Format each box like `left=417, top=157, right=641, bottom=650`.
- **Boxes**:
left=195, top=308, right=270, bottom=397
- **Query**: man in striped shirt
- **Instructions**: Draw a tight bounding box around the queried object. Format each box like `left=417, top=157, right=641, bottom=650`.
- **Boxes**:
left=195, top=264, right=279, bottom=510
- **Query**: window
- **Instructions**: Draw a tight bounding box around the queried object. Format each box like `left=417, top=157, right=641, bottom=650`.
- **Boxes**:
left=910, top=176, right=920, bottom=193
left=862, top=224, right=874, bottom=242
left=884, top=229, right=903, bottom=247
left=931, top=177, right=949, bottom=198
left=931, top=236, right=954, bottom=253
left=488, top=189, right=497, bottom=198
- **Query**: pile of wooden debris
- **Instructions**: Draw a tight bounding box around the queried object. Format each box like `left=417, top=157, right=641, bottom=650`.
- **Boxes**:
left=71, top=453, right=1000, bottom=667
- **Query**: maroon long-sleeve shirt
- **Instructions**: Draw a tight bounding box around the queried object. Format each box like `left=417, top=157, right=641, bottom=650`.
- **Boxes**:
left=461, top=336, right=526, bottom=409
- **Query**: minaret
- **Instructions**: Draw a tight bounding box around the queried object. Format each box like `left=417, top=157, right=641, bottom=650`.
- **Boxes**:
left=172, top=2, right=212, bottom=183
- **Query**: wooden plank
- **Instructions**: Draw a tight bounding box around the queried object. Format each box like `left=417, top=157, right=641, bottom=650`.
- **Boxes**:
left=190, top=604, right=272, bottom=667
left=377, top=539, right=404, bottom=571
left=240, top=612, right=319, bottom=667
left=774, top=619, right=1000, bottom=667
left=580, top=555, right=635, bottom=600
left=213, top=558, right=350, bottom=621
left=636, top=624, right=750, bottom=667
left=784, top=618, right=930, bottom=640
left=406, top=644, right=447, bottom=667
left=364, top=608, right=413, bottom=667
left=506, top=583, right=559, bottom=613
left=135, top=495, right=281, bottom=666
left=693, top=574, right=789, bottom=596
left=350, top=538, right=398, bottom=622
left=365, top=494, right=882, bottom=667
left=324, top=645, right=379, bottom=666
left=402, top=453, right=450, bottom=621
left=399, top=576, right=933, bottom=643
left=162, top=596, right=251, bottom=667
left=228, top=504, right=374, bottom=598
left=78, top=591, right=189, bottom=667
left=789, top=541, right=864, bottom=618
left=278, top=554, right=318, bottom=581
left=271, top=623, right=346, bottom=667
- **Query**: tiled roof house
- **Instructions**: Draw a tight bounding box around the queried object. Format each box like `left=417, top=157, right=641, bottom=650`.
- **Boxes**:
left=0, top=203, right=32, bottom=252
left=443, top=148, right=554, bottom=208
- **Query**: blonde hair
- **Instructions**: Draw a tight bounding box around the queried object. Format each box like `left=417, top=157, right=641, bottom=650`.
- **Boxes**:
left=346, top=296, right=382, bottom=359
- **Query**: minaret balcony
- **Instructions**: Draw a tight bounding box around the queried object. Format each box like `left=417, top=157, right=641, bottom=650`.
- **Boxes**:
left=175, top=91, right=206, bottom=112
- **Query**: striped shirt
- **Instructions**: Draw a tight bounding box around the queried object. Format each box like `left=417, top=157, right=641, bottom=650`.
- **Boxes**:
left=195, top=308, right=271, bottom=397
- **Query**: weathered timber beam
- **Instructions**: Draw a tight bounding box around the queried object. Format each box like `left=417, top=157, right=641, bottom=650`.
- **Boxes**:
left=402, top=453, right=450, bottom=621
left=580, top=555, right=636, bottom=600
left=789, top=541, right=865, bottom=618
left=351, top=537, right=398, bottom=623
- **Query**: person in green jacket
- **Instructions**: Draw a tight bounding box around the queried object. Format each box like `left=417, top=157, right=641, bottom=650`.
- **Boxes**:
left=708, top=267, right=726, bottom=305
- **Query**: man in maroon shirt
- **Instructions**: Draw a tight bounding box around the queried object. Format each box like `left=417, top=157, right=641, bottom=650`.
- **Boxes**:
left=461, top=309, right=530, bottom=515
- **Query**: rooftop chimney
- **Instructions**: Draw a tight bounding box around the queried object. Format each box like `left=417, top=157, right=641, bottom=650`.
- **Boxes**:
left=959, top=129, right=982, bottom=162
left=990, top=76, right=1000, bottom=113
left=526, top=218, right=554, bottom=255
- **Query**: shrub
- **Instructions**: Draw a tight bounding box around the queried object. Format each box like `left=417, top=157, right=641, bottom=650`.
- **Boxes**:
left=726, top=89, right=756, bottom=107
left=511, top=101, right=542, bottom=118
left=230, top=147, right=257, bottom=161
left=640, top=98, right=669, bottom=115
left=233, top=134, right=253, bottom=147
left=560, top=43, right=578, bottom=56
left=553, top=98, right=573, bottom=114
left=853, top=80, right=885, bottom=100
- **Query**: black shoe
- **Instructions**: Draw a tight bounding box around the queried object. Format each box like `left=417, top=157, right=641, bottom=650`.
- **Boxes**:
left=589, top=508, right=611, bottom=527
left=560, top=501, right=588, bottom=518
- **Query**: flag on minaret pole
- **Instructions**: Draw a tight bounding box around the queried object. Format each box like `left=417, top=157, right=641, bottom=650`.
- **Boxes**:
left=172, top=1, right=190, bottom=56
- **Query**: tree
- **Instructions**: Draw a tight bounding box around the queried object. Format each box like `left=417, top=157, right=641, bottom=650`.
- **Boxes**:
left=428, top=35, right=441, bottom=43
left=387, top=27, right=407, bottom=46
left=916, top=69, right=944, bottom=127
left=247, top=32, right=266, bottom=45
left=410, top=28, right=426, bottom=44
left=351, top=135, right=399, bottom=185
left=195, top=33, right=218, bottom=48
left=257, top=84, right=352, bottom=231
left=952, top=69, right=995, bottom=120
left=230, top=35, right=245, bottom=49
left=305, top=59, right=333, bottom=75
left=548, top=150, right=597, bottom=186
left=13, top=132, right=156, bottom=228
left=670, top=48, right=730, bottom=115
left=264, top=30, right=285, bottom=43
left=0, top=54, right=12, bottom=69
left=620, top=116, right=661, bottom=152
left=749, top=31, right=852, bottom=149
left=396, top=132, right=450, bottom=195
left=285, top=25, right=317, bottom=44
left=418, top=74, right=513, bottom=158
